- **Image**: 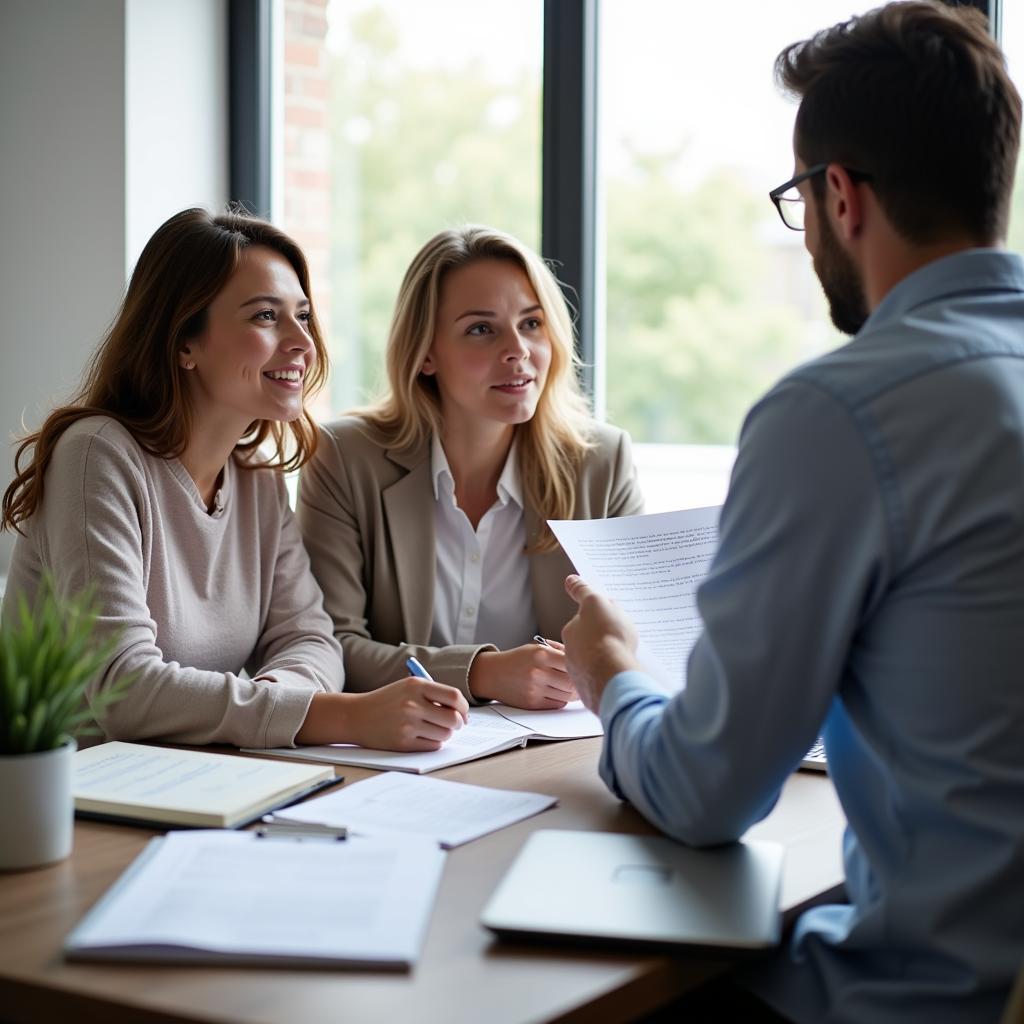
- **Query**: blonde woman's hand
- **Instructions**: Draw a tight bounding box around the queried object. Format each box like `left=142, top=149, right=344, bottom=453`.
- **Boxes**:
left=297, top=679, right=469, bottom=751
left=468, top=643, right=578, bottom=709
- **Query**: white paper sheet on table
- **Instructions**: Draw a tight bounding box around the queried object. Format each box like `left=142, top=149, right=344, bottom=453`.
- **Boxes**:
left=548, top=506, right=721, bottom=692
left=64, top=830, right=444, bottom=968
left=273, top=771, right=557, bottom=848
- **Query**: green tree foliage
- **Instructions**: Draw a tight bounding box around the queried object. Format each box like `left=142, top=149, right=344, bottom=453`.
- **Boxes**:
left=328, top=6, right=540, bottom=407
left=605, top=159, right=809, bottom=442
left=327, top=3, right=831, bottom=443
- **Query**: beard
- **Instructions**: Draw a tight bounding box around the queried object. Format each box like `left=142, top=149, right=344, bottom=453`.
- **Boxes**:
left=813, top=210, right=869, bottom=336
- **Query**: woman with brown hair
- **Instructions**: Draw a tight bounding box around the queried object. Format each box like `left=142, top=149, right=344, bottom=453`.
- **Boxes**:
left=298, top=225, right=644, bottom=710
left=1, top=208, right=467, bottom=751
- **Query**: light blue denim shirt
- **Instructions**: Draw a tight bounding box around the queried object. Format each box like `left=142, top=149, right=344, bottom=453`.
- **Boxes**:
left=598, top=249, right=1024, bottom=1023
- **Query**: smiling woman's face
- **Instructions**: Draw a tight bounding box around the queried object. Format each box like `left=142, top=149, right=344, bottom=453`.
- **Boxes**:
left=422, top=258, right=552, bottom=436
left=180, top=245, right=316, bottom=431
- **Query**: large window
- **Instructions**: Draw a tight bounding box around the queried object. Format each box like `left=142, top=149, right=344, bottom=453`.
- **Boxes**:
left=602, top=2, right=852, bottom=448
left=278, top=0, right=542, bottom=415
left=262, top=1, right=1005, bottom=509
left=600, top=2, right=877, bottom=508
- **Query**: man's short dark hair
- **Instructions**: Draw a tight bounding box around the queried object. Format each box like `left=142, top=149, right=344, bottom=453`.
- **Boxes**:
left=776, top=1, right=1021, bottom=245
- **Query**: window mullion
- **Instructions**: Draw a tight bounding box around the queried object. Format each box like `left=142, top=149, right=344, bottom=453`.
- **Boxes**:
left=542, top=0, right=602, bottom=410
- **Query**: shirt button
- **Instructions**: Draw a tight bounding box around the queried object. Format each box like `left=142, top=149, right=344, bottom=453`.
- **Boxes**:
left=464, top=606, right=476, bottom=617
left=470, top=552, right=480, bottom=564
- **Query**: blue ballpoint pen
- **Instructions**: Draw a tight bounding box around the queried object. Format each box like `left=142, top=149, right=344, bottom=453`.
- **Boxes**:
left=406, top=656, right=470, bottom=726
left=406, top=656, right=434, bottom=680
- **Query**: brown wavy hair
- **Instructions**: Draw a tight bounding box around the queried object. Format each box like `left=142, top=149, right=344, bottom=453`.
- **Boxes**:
left=2, top=207, right=328, bottom=533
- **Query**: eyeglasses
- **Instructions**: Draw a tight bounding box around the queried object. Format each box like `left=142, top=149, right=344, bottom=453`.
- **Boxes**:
left=769, top=163, right=873, bottom=231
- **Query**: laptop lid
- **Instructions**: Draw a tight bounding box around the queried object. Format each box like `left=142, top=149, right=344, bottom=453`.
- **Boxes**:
left=481, top=830, right=784, bottom=951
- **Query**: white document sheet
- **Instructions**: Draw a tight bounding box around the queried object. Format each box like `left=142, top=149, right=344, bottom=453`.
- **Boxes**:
left=549, top=506, right=721, bottom=691
left=489, top=701, right=603, bottom=739
left=65, top=830, right=445, bottom=968
left=275, top=772, right=557, bottom=848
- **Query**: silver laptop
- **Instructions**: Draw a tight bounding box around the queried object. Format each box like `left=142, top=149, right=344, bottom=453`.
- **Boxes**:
left=481, top=830, right=784, bottom=950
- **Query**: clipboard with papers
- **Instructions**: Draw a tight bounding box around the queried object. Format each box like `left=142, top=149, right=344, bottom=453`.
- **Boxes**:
left=64, top=829, right=445, bottom=969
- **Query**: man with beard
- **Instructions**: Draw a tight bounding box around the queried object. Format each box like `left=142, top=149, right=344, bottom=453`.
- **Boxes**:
left=560, top=3, right=1024, bottom=1023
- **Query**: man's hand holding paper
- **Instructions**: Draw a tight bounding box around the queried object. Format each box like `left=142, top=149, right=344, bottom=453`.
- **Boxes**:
left=561, top=574, right=641, bottom=713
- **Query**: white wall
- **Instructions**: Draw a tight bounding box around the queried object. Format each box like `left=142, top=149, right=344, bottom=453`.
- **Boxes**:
left=0, top=0, right=228, bottom=574
left=0, top=0, right=128, bottom=575
left=126, top=0, right=229, bottom=269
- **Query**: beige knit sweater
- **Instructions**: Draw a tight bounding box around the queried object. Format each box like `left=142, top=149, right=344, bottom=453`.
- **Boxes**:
left=3, top=416, right=344, bottom=747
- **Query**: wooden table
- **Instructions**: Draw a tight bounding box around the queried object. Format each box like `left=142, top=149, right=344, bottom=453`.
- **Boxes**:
left=0, top=739, right=846, bottom=1024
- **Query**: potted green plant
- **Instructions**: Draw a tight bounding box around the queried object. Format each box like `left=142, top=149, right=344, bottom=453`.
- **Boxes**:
left=0, top=577, right=127, bottom=870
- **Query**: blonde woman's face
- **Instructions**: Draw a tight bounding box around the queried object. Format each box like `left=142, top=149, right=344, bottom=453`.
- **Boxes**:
left=179, top=246, right=316, bottom=431
left=422, top=258, right=552, bottom=434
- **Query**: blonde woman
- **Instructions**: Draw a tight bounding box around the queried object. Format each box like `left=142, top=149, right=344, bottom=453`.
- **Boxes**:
left=298, top=226, right=644, bottom=710
left=1, top=209, right=468, bottom=751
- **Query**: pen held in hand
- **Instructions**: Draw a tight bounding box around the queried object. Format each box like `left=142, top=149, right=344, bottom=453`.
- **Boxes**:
left=534, top=634, right=567, bottom=656
left=406, top=656, right=433, bottom=680
left=406, top=656, right=469, bottom=724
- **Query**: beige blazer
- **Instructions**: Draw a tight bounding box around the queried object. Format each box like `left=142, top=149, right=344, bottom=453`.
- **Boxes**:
left=297, top=417, right=645, bottom=702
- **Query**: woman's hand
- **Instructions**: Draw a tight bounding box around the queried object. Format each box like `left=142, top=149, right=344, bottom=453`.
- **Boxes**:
left=468, top=642, right=578, bottom=709
left=296, top=679, right=469, bottom=751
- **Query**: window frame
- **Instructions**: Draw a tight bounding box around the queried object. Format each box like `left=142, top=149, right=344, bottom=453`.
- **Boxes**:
left=228, top=0, right=273, bottom=218
left=229, top=0, right=1002, bottom=410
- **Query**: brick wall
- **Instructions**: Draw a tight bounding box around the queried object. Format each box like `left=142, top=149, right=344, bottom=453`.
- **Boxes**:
left=283, top=0, right=333, bottom=417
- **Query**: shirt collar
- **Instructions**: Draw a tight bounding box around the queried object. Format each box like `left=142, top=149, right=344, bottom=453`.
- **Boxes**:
left=430, top=432, right=524, bottom=509
left=861, top=248, right=1024, bottom=337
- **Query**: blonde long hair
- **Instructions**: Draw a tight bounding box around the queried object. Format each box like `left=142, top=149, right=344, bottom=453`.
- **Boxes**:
left=358, top=225, right=595, bottom=551
left=2, top=208, right=328, bottom=533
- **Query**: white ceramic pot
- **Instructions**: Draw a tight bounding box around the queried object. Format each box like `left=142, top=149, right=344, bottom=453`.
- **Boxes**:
left=0, top=738, right=77, bottom=870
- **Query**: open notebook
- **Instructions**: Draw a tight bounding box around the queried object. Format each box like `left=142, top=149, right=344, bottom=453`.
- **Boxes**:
left=245, top=702, right=603, bottom=774
left=74, top=742, right=338, bottom=828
